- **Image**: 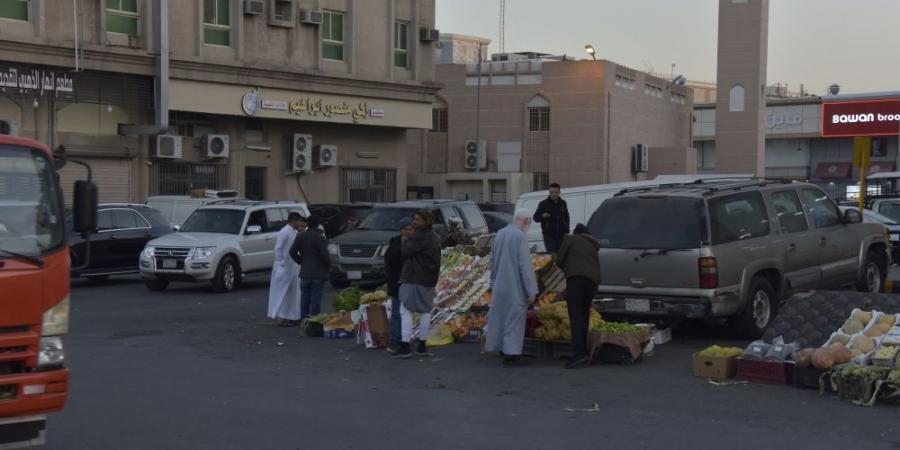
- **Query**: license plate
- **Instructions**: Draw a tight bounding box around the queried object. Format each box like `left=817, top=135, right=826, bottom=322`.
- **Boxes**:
left=162, top=259, right=178, bottom=269
left=625, top=298, right=651, bottom=313
left=347, top=271, right=362, bottom=280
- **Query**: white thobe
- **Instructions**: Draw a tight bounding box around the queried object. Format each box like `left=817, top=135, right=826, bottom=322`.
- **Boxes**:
left=267, top=225, right=301, bottom=320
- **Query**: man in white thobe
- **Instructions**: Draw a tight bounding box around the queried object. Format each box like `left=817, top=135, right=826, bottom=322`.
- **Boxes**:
left=486, top=209, right=539, bottom=365
left=267, top=213, right=306, bottom=326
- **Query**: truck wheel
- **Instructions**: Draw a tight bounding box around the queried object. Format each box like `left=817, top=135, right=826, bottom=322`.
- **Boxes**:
left=212, top=257, right=240, bottom=293
left=735, top=277, right=776, bottom=339
left=856, top=250, right=886, bottom=294
left=145, top=279, right=169, bottom=292
left=330, top=278, right=351, bottom=289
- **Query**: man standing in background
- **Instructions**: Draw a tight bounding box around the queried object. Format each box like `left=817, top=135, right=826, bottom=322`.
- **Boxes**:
left=533, top=183, right=570, bottom=253
left=392, top=210, right=441, bottom=359
left=486, top=209, right=539, bottom=365
left=385, top=217, right=415, bottom=354
left=268, top=213, right=306, bottom=326
left=290, top=216, right=330, bottom=319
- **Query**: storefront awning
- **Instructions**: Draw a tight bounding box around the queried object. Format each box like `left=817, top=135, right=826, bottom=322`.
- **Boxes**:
left=814, top=162, right=852, bottom=180
left=868, top=161, right=896, bottom=176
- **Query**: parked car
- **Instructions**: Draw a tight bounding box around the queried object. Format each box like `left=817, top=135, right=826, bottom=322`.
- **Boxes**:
left=69, top=204, right=174, bottom=280
left=308, top=203, right=374, bottom=239
left=328, top=199, right=489, bottom=288
left=139, top=200, right=309, bottom=292
left=515, top=174, right=751, bottom=251
left=589, top=179, right=890, bottom=338
left=482, top=211, right=512, bottom=233
left=146, top=190, right=242, bottom=228
left=477, top=202, right=515, bottom=215
left=843, top=207, right=900, bottom=264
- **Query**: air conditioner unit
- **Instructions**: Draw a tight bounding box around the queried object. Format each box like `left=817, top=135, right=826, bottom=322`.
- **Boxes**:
left=0, top=119, right=19, bottom=136
left=204, top=134, right=230, bottom=158
left=153, top=135, right=183, bottom=159
left=464, top=140, right=486, bottom=170
left=289, top=134, right=313, bottom=173
left=419, top=28, right=440, bottom=42
left=632, top=144, right=649, bottom=173
left=299, top=9, right=323, bottom=25
left=243, top=0, right=265, bottom=15
left=314, top=144, right=338, bottom=168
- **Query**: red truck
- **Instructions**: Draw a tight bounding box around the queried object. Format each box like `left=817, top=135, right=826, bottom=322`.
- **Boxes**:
left=0, top=134, right=96, bottom=447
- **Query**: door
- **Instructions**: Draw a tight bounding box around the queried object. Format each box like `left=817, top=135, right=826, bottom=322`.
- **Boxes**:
left=769, top=189, right=820, bottom=292
left=245, top=167, right=266, bottom=201
left=800, top=188, right=858, bottom=287
left=239, top=210, right=274, bottom=271
left=59, top=157, right=133, bottom=206
left=89, top=209, right=116, bottom=270
left=112, top=209, right=154, bottom=270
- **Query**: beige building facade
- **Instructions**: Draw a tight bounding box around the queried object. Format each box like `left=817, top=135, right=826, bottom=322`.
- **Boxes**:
left=408, top=55, right=694, bottom=202
left=0, top=0, right=438, bottom=205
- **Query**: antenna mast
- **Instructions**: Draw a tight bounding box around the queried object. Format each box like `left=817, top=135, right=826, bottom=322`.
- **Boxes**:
left=499, top=0, right=506, bottom=53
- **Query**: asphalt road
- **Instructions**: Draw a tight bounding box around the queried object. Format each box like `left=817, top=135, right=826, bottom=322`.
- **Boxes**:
left=43, top=274, right=900, bottom=450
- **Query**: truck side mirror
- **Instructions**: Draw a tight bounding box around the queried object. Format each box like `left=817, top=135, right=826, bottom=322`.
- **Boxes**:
left=73, top=180, right=98, bottom=234
left=843, top=208, right=863, bottom=225
left=246, top=225, right=262, bottom=235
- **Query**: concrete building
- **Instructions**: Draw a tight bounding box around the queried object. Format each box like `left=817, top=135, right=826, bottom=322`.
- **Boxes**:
left=0, top=0, right=439, bottom=205
left=407, top=52, right=695, bottom=202
left=436, top=33, right=490, bottom=65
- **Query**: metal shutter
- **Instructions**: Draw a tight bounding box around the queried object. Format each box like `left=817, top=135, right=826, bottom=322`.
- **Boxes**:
left=59, top=157, right=133, bottom=206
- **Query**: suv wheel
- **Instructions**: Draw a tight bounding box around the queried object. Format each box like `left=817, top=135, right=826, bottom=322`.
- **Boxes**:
left=212, top=256, right=240, bottom=293
left=145, top=279, right=170, bottom=292
left=736, top=276, right=776, bottom=338
left=856, top=250, right=886, bottom=294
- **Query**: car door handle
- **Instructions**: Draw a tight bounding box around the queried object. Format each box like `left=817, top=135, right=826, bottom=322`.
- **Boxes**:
left=788, top=243, right=797, bottom=252
left=110, top=235, right=118, bottom=240
left=818, top=236, right=827, bottom=245
left=265, top=236, right=274, bottom=241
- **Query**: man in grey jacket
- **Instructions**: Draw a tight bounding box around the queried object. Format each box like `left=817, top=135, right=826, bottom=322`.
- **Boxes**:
left=392, top=210, right=442, bottom=359
left=290, top=216, right=331, bottom=319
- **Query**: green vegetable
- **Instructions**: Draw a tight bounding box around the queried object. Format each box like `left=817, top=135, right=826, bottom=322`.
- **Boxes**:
left=307, top=314, right=330, bottom=324
left=333, top=287, right=362, bottom=312
left=591, top=321, right=640, bottom=334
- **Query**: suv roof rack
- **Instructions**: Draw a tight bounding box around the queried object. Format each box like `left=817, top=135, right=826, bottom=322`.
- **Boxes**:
left=205, top=200, right=304, bottom=206
left=613, top=178, right=795, bottom=198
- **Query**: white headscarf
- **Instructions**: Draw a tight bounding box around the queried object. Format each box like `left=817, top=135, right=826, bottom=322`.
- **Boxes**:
left=514, top=208, right=532, bottom=232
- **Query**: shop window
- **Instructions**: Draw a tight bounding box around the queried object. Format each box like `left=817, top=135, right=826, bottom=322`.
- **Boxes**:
left=150, top=161, right=227, bottom=196
left=527, top=95, right=550, bottom=132
left=203, top=0, right=231, bottom=46
left=729, top=85, right=745, bottom=112
left=0, top=0, right=29, bottom=21
left=321, top=11, right=345, bottom=61
left=393, top=21, right=409, bottom=68
left=106, top=0, right=139, bottom=35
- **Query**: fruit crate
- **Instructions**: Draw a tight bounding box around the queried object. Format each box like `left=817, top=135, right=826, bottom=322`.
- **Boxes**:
left=793, top=365, right=830, bottom=390
left=592, top=343, right=640, bottom=365
left=522, top=339, right=572, bottom=359
left=735, top=358, right=795, bottom=385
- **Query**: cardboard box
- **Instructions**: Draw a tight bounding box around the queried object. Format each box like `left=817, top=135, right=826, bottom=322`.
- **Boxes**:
left=692, top=353, right=738, bottom=379
left=652, top=328, right=672, bottom=345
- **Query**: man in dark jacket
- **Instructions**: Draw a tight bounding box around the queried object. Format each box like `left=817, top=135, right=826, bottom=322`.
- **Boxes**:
left=290, top=216, right=331, bottom=319
left=555, top=223, right=602, bottom=369
left=385, top=217, right=415, bottom=354
left=392, top=210, right=442, bottom=359
left=533, top=183, right=570, bottom=253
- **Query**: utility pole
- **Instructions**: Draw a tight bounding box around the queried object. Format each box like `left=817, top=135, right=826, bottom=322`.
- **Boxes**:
left=475, top=43, right=483, bottom=173
left=499, top=0, right=506, bottom=54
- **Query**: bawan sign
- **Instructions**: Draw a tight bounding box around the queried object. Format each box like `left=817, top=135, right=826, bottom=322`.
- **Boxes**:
left=822, top=99, right=900, bottom=137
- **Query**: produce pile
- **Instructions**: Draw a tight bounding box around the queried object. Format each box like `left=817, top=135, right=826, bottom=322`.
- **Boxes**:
left=534, top=302, right=603, bottom=341
left=591, top=321, right=640, bottom=334
left=536, top=292, right=563, bottom=308
left=433, top=250, right=492, bottom=312
left=794, top=309, right=900, bottom=371
left=448, top=312, right=487, bottom=341
left=360, top=290, right=388, bottom=305
left=697, top=345, right=744, bottom=358
left=333, top=287, right=362, bottom=312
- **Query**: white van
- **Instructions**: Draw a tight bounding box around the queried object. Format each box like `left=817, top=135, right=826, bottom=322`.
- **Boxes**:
left=146, top=190, right=242, bottom=227
left=515, top=175, right=750, bottom=251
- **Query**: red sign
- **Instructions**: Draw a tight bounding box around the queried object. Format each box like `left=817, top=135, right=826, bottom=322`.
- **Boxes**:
left=822, top=99, right=900, bottom=137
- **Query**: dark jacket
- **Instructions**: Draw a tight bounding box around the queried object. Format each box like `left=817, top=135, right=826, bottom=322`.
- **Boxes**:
left=556, top=233, right=602, bottom=285
left=290, top=229, right=331, bottom=280
left=400, top=226, right=441, bottom=287
left=384, top=235, right=403, bottom=297
left=533, top=197, right=570, bottom=238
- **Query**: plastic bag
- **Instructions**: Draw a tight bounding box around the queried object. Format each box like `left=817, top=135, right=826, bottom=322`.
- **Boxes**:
left=426, top=323, right=454, bottom=347
left=764, top=338, right=800, bottom=362
left=741, top=340, right=771, bottom=360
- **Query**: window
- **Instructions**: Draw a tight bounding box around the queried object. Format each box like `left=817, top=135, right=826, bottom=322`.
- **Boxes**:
left=729, top=85, right=745, bottom=112
left=246, top=210, right=270, bottom=233
left=321, top=11, right=344, bottom=60
left=528, top=107, right=550, bottom=132
left=266, top=208, right=287, bottom=231
left=106, top=0, right=139, bottom=35
left=458, top=204, right=487, bottom=230
left=771, top=191, right=808, bottom=233
left=245, top=118, right=265, bottom=143
left=203, top=0, right=230, bottom=46
left=588, top=196, right=705, bottom=250
left=150, top=161, right=227, bottom=196
left=533, top=172, right=549, bottom=191
left=0, top=0, right=29, bottom=21
left=112, top=209, right=150, bottom=229
left=341, top=168, right=396, bottom=203
left=431, top=108, right=448, bottom=132
left=708, top=192, right=770, bottom=244
left=801, top=188, right=841, bottom=229
left=97, top=210, right=114, bottom=231
left=272, top=0, right=293, bottom=23
left=393, top=21, right=409, bottom=68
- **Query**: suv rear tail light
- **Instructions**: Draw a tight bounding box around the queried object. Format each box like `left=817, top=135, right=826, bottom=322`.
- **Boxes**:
left=699, top=257, right=719, bottom=289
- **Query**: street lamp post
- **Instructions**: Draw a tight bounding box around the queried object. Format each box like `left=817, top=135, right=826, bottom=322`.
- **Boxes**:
left=584, top=44, right=596, bottom=61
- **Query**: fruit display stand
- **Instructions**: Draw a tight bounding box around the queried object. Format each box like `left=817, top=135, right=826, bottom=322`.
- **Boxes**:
left=692, top=346, right=743, bottom=380
left=588, top=326, right=651, bottom=365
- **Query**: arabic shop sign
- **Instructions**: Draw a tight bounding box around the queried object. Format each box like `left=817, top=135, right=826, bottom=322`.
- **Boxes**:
left=0, top=67, right=74, bottom=96
left=241, top=88, right=385, bottom=124
left=822, top=99, right=900, bottom=137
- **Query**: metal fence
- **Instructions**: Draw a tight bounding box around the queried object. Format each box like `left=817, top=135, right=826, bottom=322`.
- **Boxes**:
left=150, top=161, right=228, bottom=195
left=340, top=168, right=397, bottom=203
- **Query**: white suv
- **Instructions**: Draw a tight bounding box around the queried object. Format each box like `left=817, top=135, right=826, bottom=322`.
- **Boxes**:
left=139, top=201, right=309, bottom=292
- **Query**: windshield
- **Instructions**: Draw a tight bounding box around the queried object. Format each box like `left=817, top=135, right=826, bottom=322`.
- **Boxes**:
left=877, top=203, right=900, bottom=222
left=179, top=209, right=245, bottom=234
left=0, top=145, right=64, bottom=258
left=358, top=208, right=417, bottom=231
left=587, top=196, right=705, bottom=250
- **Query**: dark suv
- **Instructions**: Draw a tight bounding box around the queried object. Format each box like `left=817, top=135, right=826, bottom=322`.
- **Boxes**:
left=328, top=200, right=489, bottom=287
left=69, top=204, right=174, bottom=280
left=308, top=203, right=374, bottom=239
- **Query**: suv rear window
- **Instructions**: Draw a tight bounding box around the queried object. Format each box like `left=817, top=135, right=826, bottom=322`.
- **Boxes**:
left=708, top=191, right=770, bottom=244
left=588, top=196, right=706, bottom=250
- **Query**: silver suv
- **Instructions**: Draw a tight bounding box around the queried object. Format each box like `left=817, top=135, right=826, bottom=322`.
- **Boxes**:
left=139, top=201, right=309, bottom=292
left=589, top=179, right=890, bottom=337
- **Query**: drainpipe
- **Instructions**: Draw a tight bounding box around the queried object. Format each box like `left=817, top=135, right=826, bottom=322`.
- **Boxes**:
left=73, top=0, right=80, bottom=71
left=156, top=0, right=169, bottom=133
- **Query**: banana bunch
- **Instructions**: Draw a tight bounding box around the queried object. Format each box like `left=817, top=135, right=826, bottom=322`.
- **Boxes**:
left=360, top=290, right=388, bottom=305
